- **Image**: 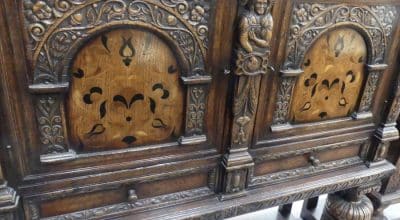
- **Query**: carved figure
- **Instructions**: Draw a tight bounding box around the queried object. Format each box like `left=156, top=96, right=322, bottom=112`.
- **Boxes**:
left=236, top=0, right=273, bottom=76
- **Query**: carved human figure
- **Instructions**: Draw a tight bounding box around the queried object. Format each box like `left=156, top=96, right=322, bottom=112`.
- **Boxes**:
left=236, top=0, right=273, bottom=76
left=239, top=0, right=273, bottom=53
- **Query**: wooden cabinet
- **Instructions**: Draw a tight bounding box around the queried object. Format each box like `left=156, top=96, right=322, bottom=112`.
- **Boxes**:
left=0, top=0, right=399, bottom=219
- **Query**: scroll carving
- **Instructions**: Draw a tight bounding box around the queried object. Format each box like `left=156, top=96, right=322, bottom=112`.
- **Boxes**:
left=36, top=95, right=67, bottom=154
left=23, top=0, right=210, bottom=84
left=272, top=3, right=396, bottom=127
left=24, top=0, right=211, bottom=160
left=286, top=4, right=397, bottom=69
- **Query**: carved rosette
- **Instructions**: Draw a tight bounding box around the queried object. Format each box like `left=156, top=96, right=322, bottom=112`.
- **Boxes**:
left=271, top=3, right=396, bottom=128
left=24, top=0, right=211, bottom=162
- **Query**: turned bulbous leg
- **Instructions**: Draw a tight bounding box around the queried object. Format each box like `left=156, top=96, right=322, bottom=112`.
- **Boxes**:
left=321, top=193, right=373, bottom=220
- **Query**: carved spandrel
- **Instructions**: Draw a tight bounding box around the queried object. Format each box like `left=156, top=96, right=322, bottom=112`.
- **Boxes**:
left=23, top=0, right=210, bottom=84
left=68, top=29, right=185, bottom=150
left=291, top=28, right=367, bottom=123
left=272, top=3, right=397, bottom=127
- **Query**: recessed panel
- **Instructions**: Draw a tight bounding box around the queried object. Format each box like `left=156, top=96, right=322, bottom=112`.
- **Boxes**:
left=290, top=28, right=367, bottom=123
left=68, top=29, right=184, bottom=150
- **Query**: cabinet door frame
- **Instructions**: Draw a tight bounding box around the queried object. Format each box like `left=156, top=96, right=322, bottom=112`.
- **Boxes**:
left=24, top=0, right=213, bottom=164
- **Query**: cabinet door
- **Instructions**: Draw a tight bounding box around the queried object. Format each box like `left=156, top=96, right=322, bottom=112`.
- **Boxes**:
left=230, top=0, right=400, bottom=188
left=0, top=0, right=236, bottom=218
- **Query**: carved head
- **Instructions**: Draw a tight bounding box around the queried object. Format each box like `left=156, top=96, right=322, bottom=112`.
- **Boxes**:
left=251, top=0, right=269, bottom=15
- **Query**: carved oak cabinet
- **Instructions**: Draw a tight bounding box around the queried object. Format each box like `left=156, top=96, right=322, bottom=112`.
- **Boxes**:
left=0, top=0, right=399, bottom=219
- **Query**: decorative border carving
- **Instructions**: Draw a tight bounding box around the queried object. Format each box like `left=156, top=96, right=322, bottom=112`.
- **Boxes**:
left=251, top=157, right=363, bottom=186
left=24, top=0, right=210, bottom=83
left=285, top=4, right=396, bottom=69
left=271, top=3, right=396, bottom=128
left=198, top=162, right=394, bottom=220
left=23, top=0, right=211, bottom=161
left=42, top=187, right=213, bottom=220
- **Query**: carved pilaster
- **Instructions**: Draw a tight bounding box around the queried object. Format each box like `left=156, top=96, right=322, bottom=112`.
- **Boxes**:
left=353, top=64, right=388, bottom=119
left=369, top=71, right=400, bottom=162
left=221, top=0, right=273, bottom=198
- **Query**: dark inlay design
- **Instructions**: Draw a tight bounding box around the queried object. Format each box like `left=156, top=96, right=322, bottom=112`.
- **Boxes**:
left=291, top=28, right=367, bottom=123
left=119, top=36, right=135, bottom=66
left=69, top=29, right=184, bottom=150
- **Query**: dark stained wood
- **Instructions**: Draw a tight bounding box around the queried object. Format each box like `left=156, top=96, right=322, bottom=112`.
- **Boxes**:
left=0, top=0, right=398, bottom=219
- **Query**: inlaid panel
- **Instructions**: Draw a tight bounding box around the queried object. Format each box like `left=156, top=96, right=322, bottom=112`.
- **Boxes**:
left=290, top=28, right=367, bottom=123
left=68, top=28, right=184, bottom=150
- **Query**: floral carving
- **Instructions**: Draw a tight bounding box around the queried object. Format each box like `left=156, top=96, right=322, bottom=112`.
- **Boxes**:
left=187, top=86, right=206, bottom=135
left=273, top=77, right=295, bottom=124
left=359, top=71, right=380, bottom=112
left=36, top=96, right=67, bottom=154
left=23, top=0, right=210, bottom=84
left=285, top=4, right=397, bottom=69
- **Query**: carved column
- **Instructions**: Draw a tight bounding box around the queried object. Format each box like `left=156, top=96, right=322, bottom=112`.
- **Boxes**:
left=221, top=0, right=273, bottom=199
left=0, top=164, right=20, bottom=219
left=321, top=181, right=380, bottom=220
left=368, top=72, right=400, bottom=162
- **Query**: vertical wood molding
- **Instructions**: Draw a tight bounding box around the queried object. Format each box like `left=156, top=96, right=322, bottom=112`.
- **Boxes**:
left=221, top=0, right=273, bottom=197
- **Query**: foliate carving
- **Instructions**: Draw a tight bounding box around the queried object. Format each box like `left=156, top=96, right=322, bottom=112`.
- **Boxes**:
left=201, top=164, right=393, bottom=220
left=222, top=0, right=273, bottom=197
left=43, top=187, right=213, bottom=220
left=285, top=4, right=397, bottom=69
left=272, top=77, right=295, bottom=124
left=232, top=0, right=273, bottom=146
left=36, top=95, right=67, bottom=154
left=23, top=0, right=210, bottom=84
left=233, top=77, right=258, bottom=146
left=186, top=86, right=206, bottom=136
left=358, top=70, right=379, bottom=112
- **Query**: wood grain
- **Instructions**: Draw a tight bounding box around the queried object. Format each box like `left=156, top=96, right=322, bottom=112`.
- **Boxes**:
left=68, top=29, right=184, bottom=150
left=290, top=28, right=367, bottom=123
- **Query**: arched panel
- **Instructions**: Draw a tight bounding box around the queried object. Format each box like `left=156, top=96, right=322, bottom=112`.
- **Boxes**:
left=68, top=28, right=184, bottom=150
left=290, top=28, right=367, bottom=123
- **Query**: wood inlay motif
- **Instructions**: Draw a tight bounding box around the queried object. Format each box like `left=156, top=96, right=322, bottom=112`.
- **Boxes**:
left=291, top=28, right=367, bottom=123
left=68, top=29, right=184, bottom=150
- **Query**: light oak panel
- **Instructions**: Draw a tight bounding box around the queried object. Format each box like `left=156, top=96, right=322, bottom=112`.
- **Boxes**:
left=290, top=28, right=367, bottom=123
left=68, top=29, right=184, bottom=151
